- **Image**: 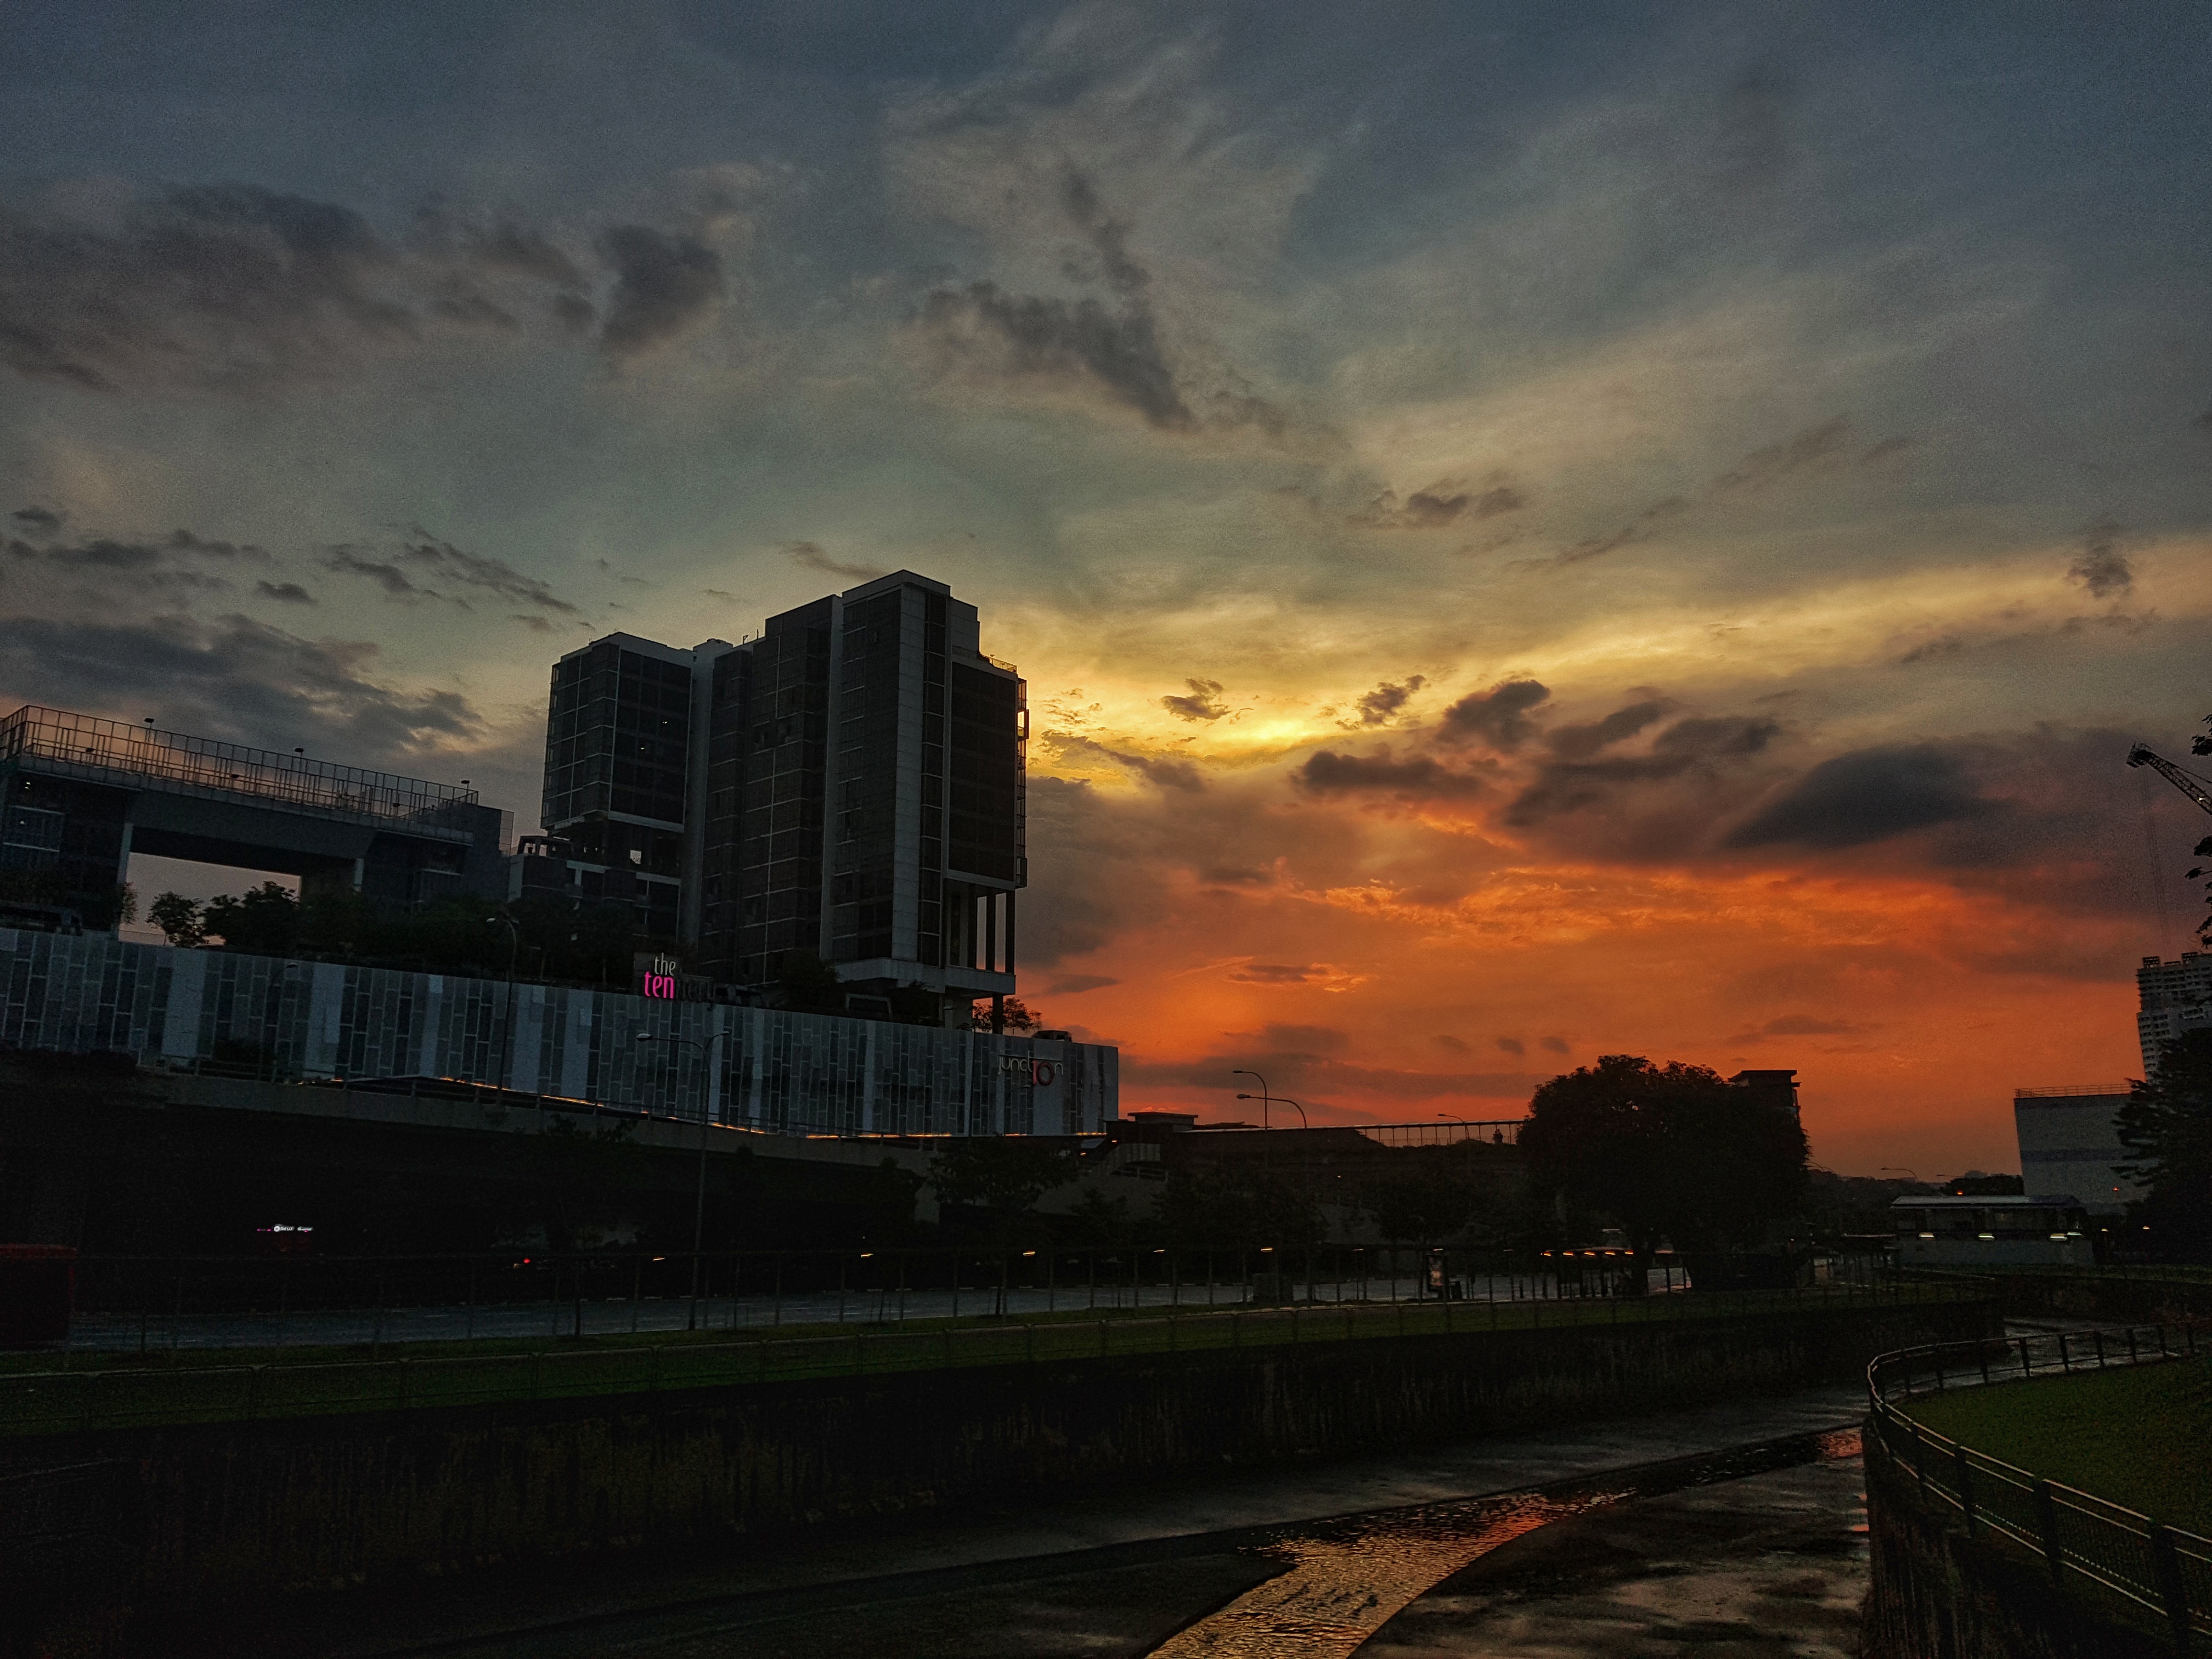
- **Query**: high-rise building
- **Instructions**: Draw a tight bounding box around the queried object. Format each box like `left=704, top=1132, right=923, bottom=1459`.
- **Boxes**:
left=529, top=572, right=1024, bottom=1023
left=2136, top=951, right=2212, bottom=1075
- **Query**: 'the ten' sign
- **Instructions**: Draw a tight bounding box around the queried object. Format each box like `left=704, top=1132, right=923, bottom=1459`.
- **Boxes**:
left=641, top=952, right=682, bottom=1001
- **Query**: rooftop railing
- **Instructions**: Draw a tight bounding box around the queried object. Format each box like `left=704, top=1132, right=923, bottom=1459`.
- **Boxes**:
left=0, top=706, right=477, bottom=836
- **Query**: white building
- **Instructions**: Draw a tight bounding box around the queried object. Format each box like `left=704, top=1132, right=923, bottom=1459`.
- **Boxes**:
left=2137, top=951, right=2212, bottom=1075
left=2012, top=1086, right=2142, bottom=1216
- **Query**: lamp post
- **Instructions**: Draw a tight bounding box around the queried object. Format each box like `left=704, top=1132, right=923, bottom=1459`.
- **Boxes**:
left=1246, top=1093, right=1308, bottom=1130
left=636, top=1025, right=730, bottom=1330
left=1229, top=1069, right=1273, bottom=1131
left=1436, top=1112, right=1470, bottom=1143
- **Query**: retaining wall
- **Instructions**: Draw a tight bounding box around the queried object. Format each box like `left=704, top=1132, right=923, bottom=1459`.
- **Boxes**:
left=1863, top=1414, right=2176, bottom=1659
left=1994, top=1271, right=2212, bottom=1327
left=5, top=1297, right=1997, bottom=1650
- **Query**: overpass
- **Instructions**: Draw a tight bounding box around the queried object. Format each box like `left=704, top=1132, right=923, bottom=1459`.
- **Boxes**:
left=0, top=704, right=508, bottom=921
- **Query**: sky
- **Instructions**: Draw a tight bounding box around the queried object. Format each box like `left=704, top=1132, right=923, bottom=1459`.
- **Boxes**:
left=3, top=1, right=2209, bottom=1176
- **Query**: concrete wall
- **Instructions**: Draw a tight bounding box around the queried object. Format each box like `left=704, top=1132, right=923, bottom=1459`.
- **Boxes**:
left=1863, top=1414, right=2175, bottom=1658
left=1992, top=1271, right=2212, bottom=1327
left=0, top=1297, right=1997, bottom=1645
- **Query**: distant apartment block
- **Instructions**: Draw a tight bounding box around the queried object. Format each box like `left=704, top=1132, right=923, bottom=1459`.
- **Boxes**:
left=1, top=704, right=508, bottom=924
left=526, top=571, right=1025, bottom=1022
left=2137, top=951, right=2212, bottom=1074
left=2012, top=1085, right=2141, bottom=1215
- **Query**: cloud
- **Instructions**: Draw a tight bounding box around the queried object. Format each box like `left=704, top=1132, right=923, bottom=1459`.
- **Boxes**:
left=12, top=506, right=61, bottom=535
left=1160, top=677, right=1231, bottom=721
left=1223, top=961, right=1371, bottom=991
left=0, top=612, right=482, bottom=760
left=5, top=527, right=272, bottom=595
left=1726, top=744, right=2000, bottom=849
left=1706, top=416, right=1855, bottom=496
left=1339, top=675, right=1427, bottom=728
left=321, top=535, right=576, bottom=613
left=1047, top=974, right=1119, bottom=995
left=1547, top=697, right=1672, bottom=759
left=1248, top=1023, right=1351, bottom=1056
left=593, top=225, right=724, bottom=360
left=1047, top=732, right=1205, bottom=792
left=1352, top=482, right=1525, bottom=531
left=784, top=540, right=885, bottom=582
left=1496, top=1036, right=1526, bottom=1056
left=1540, top=1037, right=1570, bottom=1055
left=1434, top=1035, right=1470, bottom=1054
left=2067, top=519, right=2132, bottom=601
left=1437, top=678, right=1550, bottom=749
left=1296, top=746, right=1491, bottom=799
left=255, top=580, right=315, bottom=603
left=0, top=184, right=611, bottom=393
left=508, top=613, right=554, bottom=633
left=1505, top=715, right=1781, bottom=827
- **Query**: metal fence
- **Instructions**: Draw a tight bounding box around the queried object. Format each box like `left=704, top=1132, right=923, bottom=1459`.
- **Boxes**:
left=1867, top=1324, right=2211, bottom=1648
left=50, top=1245, right=1891, bottom=1355
left=0, top=1271, right=1987, bottom=1439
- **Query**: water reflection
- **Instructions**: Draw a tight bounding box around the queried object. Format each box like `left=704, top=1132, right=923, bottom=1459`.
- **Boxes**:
left=1150, top=1428, right=1864, bottom=1657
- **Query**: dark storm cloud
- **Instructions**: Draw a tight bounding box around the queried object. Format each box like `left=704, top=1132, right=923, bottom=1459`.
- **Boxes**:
left=1547, top=697, right=1673, bottom=759
left=1339, top=675, right=1426, bottom=728
left=1505, top=715, right=1780, bottom=826
left=1296, top=747, right=1491, bottom=799
left=0, top=612, right=481, bottom=759
left=1725, top=744, right=1999, bottom=849
left=1437, top=679, right=1550, bottom=749
left=594, top=225, right=725, bottom=359
left=1161, top=678, right=1231, bottom=721
left=785, top=540, right=884, bottom=582
left=2067, top=520, right=2132, bottom=601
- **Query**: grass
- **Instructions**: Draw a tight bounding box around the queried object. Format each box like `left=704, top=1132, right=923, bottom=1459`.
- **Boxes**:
left=1904, top=1354, right=2212, bottom=1534
left=0, top=1279, right=1984, bottom=1438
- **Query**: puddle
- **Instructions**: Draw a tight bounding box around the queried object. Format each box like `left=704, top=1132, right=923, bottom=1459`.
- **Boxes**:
left=1149, top=1427, right=1863, bottom=1657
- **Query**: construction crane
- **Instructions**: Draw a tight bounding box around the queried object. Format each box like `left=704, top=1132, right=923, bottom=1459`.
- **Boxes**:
left=2126, top=744, right=2212, bottom=820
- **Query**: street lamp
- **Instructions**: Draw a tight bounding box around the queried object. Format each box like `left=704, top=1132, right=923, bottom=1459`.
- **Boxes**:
left=636, top=1025, right=731, bottom=1330
left=1230, top=1069, right=1273, bottom=1131
left=1246, top=1093, right=1308, bottom=1130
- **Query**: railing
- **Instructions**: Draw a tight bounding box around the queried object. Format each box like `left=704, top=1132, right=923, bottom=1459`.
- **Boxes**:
left=0, top=1273, right=1988, bottom=1438
left=1355, top=1120, right=1523, bottom=1147
left=1866, top=1325, right=2211, bottom=1647
left=0, top=704, right=476, bottom=834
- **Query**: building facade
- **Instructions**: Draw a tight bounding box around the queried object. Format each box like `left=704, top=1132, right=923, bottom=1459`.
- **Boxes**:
left=2012, top=1086, right=2141, bottom=1215
left=2137, top=951, right=2212, bottom=1074
left=532, top=572, right=1025, bottom=1022
left=0, top=927, right=1113, bottom=1136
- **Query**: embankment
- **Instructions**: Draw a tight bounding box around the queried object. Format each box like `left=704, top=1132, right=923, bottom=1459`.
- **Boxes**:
left=4, top=1296, right=1996, bottom=1649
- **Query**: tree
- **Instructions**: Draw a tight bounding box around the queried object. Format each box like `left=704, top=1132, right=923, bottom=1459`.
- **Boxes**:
left=1154, top=1161, right=1325, bottom=1252
left=927, top=1137, right=1075, bottom=1244
left=201, top=882, right=303, bottom=955
left=2117, top=1029, right=2212, bottom=1256
left=149, top=892, right=207, bottom=947
left=1520, top=1054, right=1810, bottom=1277
left=1366, top=1156, right=1479, bottom=1246
left=968, top=996, right=1042, bottom=1032
left=776, top=949, right=848, bottom=1014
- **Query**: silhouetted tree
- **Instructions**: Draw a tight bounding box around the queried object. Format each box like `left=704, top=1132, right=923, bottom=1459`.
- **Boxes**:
left=928, top=1137, right=1076, bottom=1245
left=1521, top=1054, right=1810, bottom=1279
left=2118, top=1029, right=2212, bottom=1257
left=201, top=881, right=303, bottom=955
left=149, top=891, right=207, bottom=946
left=776, top=949, right=848, bottom=1014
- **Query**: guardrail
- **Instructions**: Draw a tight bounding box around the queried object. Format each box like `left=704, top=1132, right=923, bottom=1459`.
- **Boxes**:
left=0, top=1277, right=1990, bottom=1439
left=1866, top=1325, right=2210, bottom=1649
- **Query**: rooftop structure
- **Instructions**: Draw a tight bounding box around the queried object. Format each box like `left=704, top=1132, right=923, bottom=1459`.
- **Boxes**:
left=1, top=704, right=507, bottom=923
